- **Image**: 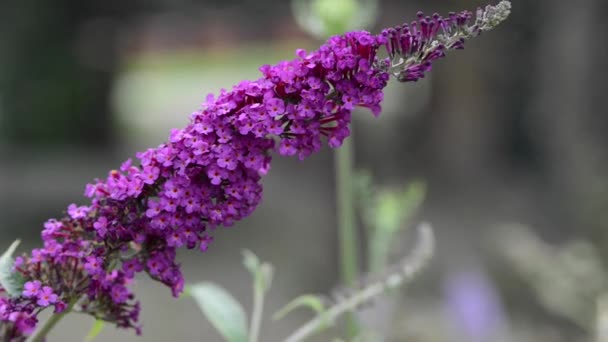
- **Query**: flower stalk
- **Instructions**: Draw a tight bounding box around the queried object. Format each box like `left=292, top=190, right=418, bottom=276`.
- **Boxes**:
left=335, top=136, right=359, bottom=337
left=25, top=297, right=78, bottom=342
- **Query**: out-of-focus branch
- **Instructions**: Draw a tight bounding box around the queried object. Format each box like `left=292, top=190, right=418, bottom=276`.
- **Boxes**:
left=285, top=224, right=434, bottom=342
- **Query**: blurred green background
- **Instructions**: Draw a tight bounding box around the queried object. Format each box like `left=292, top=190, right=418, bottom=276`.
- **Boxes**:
left=1, top=0, right=607, bottom=341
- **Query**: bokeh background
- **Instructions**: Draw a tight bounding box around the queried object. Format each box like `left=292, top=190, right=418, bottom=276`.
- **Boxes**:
left=1, top=0, right=607, bottom=341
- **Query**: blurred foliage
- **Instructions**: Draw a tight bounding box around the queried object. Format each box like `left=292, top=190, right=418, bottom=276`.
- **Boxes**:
left=0, top=1, right=135, bottom=147
left=281, top=224, right=434, bottom=342
left=490, top=224, right=608, bottom=333
left=187, top=225, right=433, bottom=342
left=291, top=0, right=377, bottom=38
left=354, top=171, right=426, bottom=273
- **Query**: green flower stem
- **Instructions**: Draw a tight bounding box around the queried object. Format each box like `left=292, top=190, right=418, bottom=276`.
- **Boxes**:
left=248, top=285, right=265, bottom=342
left=336, top=138, right=357, bottom=286
left=26, top=297, right=79, bottom=342
left=335, top=136, right=359, bottom=337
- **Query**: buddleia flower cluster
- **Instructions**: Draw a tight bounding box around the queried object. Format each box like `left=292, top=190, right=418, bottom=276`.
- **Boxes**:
left=0, top=2, right=510, bottom=340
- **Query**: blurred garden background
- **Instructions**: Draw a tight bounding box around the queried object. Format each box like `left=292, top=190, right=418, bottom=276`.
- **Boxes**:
left=1, top=0, right=608, bottom=341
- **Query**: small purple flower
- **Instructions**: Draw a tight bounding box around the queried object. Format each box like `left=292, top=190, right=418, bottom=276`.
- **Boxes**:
left=181, top=195, right=201, bottom=214
left=84, top=256, right=103, bottom=276
left=265, top=98, right=285, bottom=117
left=244, top=153, right=264, bottom=171
left=36, top=287, right=58, bottom=307
left=160, top=196, right=178, bottom=213
left=194, top=122, right=214, bottom=135
left=265, top=120, right=284, bottom=135
left=216, top=126, right=233, bottom=144
left=342, top=94, right=355, bottom=110
left=147, top=257, right=166, bottom=277
left=41, top=219, right=62, bottom=239
left=167, top=230, right=185, bottom=248
left=22, top=281, right=42, bottom=298
left=93, top=216, right=109, bottom=238
left=122, top=259, right=144, bottom=278
left=141, top=166, right=160, bottom=185
left=191, top=139, right=209, bottom=156
left=67, top=204, right=89, bottom=220
left=279, top=140, right=297, bottom=156
left=146, top=199, right=162, bottom=218
left=199, top=235, right=213, bottom=252
left=207, top=166, right=225, bottom=185
left=54, top=301, right=67, bottom=313
left=163, top=180, right=183, bottom=199
left=111, top=285, right=129, bottom=304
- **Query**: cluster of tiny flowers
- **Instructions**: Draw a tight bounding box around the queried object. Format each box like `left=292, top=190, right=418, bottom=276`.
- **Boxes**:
left=0, top=2, right=509, bottom=340
left=377, top=0, right=511, bottom=82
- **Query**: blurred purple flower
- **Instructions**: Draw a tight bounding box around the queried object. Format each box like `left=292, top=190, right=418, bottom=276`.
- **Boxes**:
left=443, top=269, right=508, bottom=342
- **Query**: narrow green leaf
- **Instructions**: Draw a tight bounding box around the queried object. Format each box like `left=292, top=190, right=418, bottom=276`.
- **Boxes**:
left=242, top=249, right=273, bottom=293
left=84, top=319, right=105, bottom=342
left=190, top=282, right=248, bottom=342
left=273, top=294, right=326, bottom=321
left=242, top=249, right=260, bottom=275
left=0, top=240, right=25, bottom=297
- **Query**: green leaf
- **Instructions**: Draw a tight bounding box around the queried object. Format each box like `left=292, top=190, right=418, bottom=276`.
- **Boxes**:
left=242, top=249, right=274, bottom=294
left=0, top=240, right=25, bottom=297
left=273, top=294, right=326, bottom=322
left=84, top=319, right=105, bottom=342
left=242, top=249, right=260, bottom=276
left=190, top=282, right=248, bottom=342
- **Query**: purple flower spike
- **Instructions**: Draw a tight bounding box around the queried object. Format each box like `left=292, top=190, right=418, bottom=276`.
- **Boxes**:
left=378, top=0, right=511, bottom=82
left=0, top=2, right=510, bottom=339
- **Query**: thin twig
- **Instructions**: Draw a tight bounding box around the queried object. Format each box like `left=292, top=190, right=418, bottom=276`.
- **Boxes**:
left=284, top=223, right=434, bottom=342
